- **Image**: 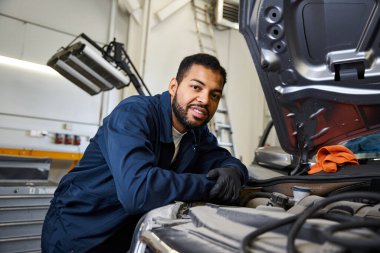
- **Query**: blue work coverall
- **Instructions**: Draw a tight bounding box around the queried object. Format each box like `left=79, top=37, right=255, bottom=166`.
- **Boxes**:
left=41, top=91, right=248, bottom=253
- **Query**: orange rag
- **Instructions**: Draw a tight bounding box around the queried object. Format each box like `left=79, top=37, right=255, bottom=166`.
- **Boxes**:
left=308, top=145, right=358, bottom=175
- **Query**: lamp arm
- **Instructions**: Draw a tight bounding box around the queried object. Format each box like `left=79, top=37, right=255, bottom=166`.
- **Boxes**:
left=120, top=48, right=151, bottom=96
left=103, top=37, right=151, bottom=96
left=119, top=61, right=145, bottom=95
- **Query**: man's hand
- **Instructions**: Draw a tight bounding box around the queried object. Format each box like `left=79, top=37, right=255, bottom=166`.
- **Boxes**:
left=206, top=167, right=242, bottom=204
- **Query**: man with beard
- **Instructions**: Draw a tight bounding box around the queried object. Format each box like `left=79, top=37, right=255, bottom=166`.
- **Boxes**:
left=41, top=53, right=248, bottom=253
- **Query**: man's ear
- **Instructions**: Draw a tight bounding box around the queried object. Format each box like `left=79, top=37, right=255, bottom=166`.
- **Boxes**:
left=168, top=78, right=178, bottom=96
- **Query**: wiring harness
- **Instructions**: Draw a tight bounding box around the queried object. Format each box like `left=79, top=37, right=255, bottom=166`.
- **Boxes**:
left=241, top=191, right=380, bottom=253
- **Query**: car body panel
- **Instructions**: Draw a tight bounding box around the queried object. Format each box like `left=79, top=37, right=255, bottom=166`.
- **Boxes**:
left=239, top=0, right=380, bottom=162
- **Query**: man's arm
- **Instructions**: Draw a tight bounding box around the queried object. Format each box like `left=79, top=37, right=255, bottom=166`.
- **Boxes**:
left=195, top=128, right=249, bottom=204
left=195, top=127, right=249, bottom=182
left=98, top=99, right=214, bottom=214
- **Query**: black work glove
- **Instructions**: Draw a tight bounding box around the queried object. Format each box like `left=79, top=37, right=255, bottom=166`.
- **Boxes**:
left=206, top=167, right=243, bottom=204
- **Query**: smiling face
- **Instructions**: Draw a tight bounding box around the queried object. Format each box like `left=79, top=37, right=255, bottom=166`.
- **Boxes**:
left=169, top=64, right=224, bottom=133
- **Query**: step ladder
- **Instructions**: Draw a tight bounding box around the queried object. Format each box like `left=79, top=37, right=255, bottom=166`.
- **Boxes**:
left=191, top=0, right=237, bottom=157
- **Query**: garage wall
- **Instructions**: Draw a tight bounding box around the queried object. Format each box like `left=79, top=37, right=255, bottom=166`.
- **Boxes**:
left=138, top=0, right=265, bottom=164
left=220, top=29, right=266, bottom=164
left=0, top=0, right=265, bottom=165
left=0, top=0, right=128, bottom=61
left=0, top=0, right=129, bottom=153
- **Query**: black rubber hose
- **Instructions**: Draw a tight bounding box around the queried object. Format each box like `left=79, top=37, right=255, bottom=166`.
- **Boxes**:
left=323, top=220, right=380, bottom=249
left=240, top=215, right=298, bottom=252
left=286, top=191, right=380, bottom=253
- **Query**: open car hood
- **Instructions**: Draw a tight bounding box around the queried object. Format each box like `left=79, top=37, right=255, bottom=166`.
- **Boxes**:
left=239, top=0, right=380, bottom=163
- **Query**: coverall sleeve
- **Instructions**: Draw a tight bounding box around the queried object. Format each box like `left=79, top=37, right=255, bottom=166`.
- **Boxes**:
left=195, top=127, right=249, bottom=183
left=100, top=100, right=214, bottom=214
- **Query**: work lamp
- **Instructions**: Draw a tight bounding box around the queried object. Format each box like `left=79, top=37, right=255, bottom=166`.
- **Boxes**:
left=47, top=33, right=150, bottom=96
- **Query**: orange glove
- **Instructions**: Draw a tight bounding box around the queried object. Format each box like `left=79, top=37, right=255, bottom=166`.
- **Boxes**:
left=308, top=145, right=358, bottom=175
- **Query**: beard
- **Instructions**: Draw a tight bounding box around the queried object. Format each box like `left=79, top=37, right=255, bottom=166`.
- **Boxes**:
left=172, top=92, right=210, bottom=130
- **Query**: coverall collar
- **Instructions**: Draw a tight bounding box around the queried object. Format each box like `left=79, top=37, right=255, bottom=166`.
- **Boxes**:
left=159, top=91, right=201, bottom=147
left=159, top=91, right=176, bottom=143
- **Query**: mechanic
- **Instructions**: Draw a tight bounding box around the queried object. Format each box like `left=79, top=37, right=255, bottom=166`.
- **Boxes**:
left=41, top=53, right=248, bottom=253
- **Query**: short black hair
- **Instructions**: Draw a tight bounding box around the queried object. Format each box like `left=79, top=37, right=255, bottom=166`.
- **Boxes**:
left=176, top=53, right=227, bottom=85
